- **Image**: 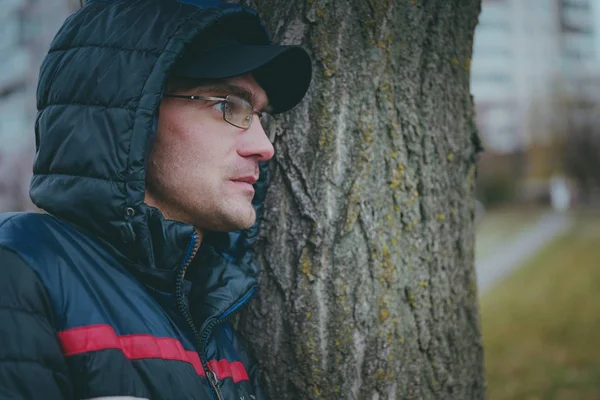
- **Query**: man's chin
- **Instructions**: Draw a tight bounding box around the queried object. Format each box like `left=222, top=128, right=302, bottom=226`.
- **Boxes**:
left=212, top=208, right=256, bottom=232
left=233, top=212, right=257, bottom=231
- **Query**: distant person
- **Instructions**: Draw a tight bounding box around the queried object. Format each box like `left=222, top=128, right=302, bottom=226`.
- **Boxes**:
left=0, top=0, right=311, bottom=399
left=550, top=175, right=571, bottom=212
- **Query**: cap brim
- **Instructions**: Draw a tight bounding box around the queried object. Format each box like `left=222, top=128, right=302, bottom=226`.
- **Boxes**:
left=172, top=45, right=312, bottom=114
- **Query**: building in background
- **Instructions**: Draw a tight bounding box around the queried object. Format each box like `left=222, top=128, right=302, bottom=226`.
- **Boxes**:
left=559, top=0, right=596, bottom=88
left=470, top=0, right=518, bottom=152
left=471, top=0, right=564, bottom=153
left=471, top=0, right=598, bottom=154
left=0, top=0, right=75, bottom=211
left=558, top=0, right=600, bottom=129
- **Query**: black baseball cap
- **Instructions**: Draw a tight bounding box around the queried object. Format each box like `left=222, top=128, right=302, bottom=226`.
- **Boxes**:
left=171, top=28, right=312, bottom=115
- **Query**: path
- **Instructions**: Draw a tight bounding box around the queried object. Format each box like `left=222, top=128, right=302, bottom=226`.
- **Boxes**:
left=476, top=212, right=574, bottom=292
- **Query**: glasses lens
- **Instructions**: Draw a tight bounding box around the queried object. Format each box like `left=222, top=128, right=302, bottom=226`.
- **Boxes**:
left=260, top=112, right=272, bottom=131
left=259, top=112, right=276, bottom=143
left=224, top=95, right=253, bottom=128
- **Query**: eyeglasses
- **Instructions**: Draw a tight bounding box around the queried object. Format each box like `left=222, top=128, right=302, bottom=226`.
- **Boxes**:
left=164, top=94, right=275, bottom=142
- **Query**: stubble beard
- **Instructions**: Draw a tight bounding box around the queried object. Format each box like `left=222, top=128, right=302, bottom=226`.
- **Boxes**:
left=201, top=195, right=257, bottom=232
left=172, top=185, right=257, bottom=233
left=146, top=167, right=257, bottom=232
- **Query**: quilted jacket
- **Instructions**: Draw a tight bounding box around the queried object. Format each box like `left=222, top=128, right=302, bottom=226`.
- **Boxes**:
left=0, top=1, right=275, bottom=399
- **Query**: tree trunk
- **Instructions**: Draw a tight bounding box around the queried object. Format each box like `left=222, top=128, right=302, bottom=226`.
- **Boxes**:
left=235, top=1, right=485, bottom=398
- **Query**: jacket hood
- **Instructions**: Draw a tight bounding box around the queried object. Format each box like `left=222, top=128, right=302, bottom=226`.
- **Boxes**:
left=30, top=0, right=270, bottom=292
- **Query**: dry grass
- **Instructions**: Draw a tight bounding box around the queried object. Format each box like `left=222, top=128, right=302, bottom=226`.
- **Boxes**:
left=480, top=212, right=600, bottom=400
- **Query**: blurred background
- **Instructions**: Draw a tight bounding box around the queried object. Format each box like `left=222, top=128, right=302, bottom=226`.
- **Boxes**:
left=1, top=0, right=599, bottom=398
left=472, top=1, right=600, bottom=399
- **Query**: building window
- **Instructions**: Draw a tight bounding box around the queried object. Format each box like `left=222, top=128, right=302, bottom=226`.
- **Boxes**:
left=560, top=22, right=594, bottom=34
left=561, top=0, right=590, bottom=11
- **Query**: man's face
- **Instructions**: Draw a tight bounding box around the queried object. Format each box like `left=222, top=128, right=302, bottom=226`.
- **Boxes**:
left=145, top=73, right=274, bottom=232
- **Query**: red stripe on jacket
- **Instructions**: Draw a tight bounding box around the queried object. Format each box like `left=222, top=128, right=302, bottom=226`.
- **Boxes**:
left=57, top=324, right=249, bottom=383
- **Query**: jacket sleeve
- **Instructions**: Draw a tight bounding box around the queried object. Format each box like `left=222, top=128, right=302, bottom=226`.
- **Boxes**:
left=0, top=246, right=72, bottom=400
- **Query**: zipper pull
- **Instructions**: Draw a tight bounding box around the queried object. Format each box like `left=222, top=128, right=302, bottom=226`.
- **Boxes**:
left=208, top=370, right=224, bottom=400
left=208, top=370, right=219, bottom=385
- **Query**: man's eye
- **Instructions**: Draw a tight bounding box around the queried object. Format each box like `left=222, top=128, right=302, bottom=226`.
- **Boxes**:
left=211, top=102, right=227, bottom=113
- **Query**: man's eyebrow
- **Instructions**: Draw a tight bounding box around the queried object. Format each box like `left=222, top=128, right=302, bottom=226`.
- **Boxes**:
left=197, top=83, right=273, bottom=113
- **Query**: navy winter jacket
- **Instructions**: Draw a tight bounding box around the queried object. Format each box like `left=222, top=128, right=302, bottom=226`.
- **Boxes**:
left=0, top=1, right=274, bottom=399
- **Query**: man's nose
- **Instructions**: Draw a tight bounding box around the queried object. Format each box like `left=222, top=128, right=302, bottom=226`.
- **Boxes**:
left=237, top=114, right=275, bottom=161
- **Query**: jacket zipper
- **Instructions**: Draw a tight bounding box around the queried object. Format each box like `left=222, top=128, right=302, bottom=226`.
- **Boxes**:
left=175, top=231, right=258, bottom=400
left=197, top=287, right=256, bottom=399
left=175, top=231, right=225, bottom=400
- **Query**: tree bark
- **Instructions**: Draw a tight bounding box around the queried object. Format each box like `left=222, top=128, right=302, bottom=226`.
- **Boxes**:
left=235, top=1, right=485, bottom=398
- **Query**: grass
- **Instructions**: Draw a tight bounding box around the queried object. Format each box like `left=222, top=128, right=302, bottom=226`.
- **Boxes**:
left=480, top=212, right=600, bottom=400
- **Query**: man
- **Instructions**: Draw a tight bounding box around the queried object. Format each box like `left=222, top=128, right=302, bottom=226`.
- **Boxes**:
left=0, top=0, right=311, bottom=399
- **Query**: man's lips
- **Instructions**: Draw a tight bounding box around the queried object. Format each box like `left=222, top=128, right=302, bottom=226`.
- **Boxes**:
left=230, top=176, right=258, bottom=185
